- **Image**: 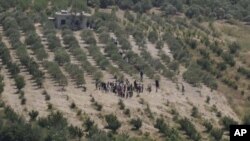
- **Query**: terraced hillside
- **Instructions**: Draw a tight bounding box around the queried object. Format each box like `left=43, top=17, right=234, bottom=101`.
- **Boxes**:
left=0, top=0, right=250, bottom=141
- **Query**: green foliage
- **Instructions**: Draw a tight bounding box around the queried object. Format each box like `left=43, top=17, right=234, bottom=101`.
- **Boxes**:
left=159, top=52, right=171, bottom=65
left=43, top=61, right=68, bottom=87
left=130, top=118, right=142, bottom=130
left=25, top=31, right=48, bottom=61
left=14, top=75, right=25, bottom=91
left=203, top=120, right=213, bottom=132
left=51, top=0, right=70, bottom=10
left=148, top=30, right=158, bottom=43
left=156, top=40, right=164, bottom=49
left=154, top=118, right=167, bottom=134
left=238, top=67, right=250, bottom=79
left=124, top=108, right=131, bottom=117
left=243, top=114, right=250, bottom=125
left=33, top=0, right=48, bottom=11
left=211, top=128, right=224, bottom=141
left=179, top=118, right=201, bottom=141
left=28, top=110, right=39, bottom=121
left=118, top=99, right=125, bottom=110
left=228, top=42, right=240, bottom=54
left=222, top=78, right=238, bottom=90
left=84, top=117, right=95, bottom=132
left=191, top=106, right=199, bottom=118
left=105, top=114, right=121, bottom=132
left=222, top=52, right=235, bottom=67
left=154, top=118, right=181, bottom=140
left=183, top=63, right=217, bottom=89
left=68, top=125, right=84, bottom=140
left=81, top=30, right=97, bottom=45
left=93, top=102, right=103, bottom=111
left=54, top=48, right=70, bottom=65
left=64, top=63, right=85, bottom=87
left=221, top=116, right=238, bottom=130
left=70, top=102, right=76, bottom=109
left=163, top=32, right=190, bottom=63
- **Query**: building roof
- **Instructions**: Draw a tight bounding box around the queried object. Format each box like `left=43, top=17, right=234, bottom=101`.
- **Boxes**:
left=55, top=10, right=91, bottom=17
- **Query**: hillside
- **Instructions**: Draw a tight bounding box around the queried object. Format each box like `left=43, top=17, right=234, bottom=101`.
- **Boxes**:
left=0, top=0, right=250, bottom=141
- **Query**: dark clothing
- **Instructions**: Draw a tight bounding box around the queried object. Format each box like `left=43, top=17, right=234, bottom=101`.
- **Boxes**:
left=140, top=71, right=143, bottom=81
left=155, top=80, right=159, bottom=88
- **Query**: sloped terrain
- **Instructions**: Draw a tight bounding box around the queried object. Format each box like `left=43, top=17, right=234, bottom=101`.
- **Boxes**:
left=0, top=0, right=250, bottom=141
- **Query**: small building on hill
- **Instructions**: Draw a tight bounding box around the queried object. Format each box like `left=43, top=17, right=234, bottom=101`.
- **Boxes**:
left=50, top=10, right=91, bottom=30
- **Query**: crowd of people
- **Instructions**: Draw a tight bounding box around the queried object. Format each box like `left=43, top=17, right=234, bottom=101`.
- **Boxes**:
left=95, top=77, right=160, bottom=98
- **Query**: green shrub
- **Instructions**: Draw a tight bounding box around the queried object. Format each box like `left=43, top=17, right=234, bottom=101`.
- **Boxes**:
left=203, top=120, right=213, bottom=132
left=124, top=108, right=131, bottom=117
left=221, top=116, right=238, bottom=130
left=191, top=106, right=199, bottom=118
left=54, top=48, right=70, bottom=66
left=228, top=42, right=240, bottom=54
left=148, top=30, right=158, bottom=43
left=211, top=128, right=224, bottom=141
left=14, top=75, right=25, bottom=92
left=84, top=117, right=95, bottom=132
left=105, top=114, right=121, bottom=132
left=118, top=99, right=125, bottom=110
left=70, top=102, right=76, bottom=109
left=179, top=118, right=201, bottom=141
left=130, top=118, right=142, bottom=130
left=28, top=110, right=39, bottom=121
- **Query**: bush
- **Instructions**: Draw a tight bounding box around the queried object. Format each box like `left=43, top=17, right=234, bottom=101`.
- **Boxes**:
left=14, top=75, right=25, bottom=92
left=47, top=103, right=52, bottom=110
left=179, top=118, right=201, bottom=141
left=154, top=118, right=167, bottom=134
left=54, top=48, right=70, bottom=66
left=21, top=98, right=26, bottom=105
left=68, top=125, right=84, bottom=140
left=28, top=110, right=39, bottom=121
left=130, top=118, right=142, bottom=130
left=238, top=67, right=250, bottom=79
left=228, top=42, right=240, bottom=54
left=118, top=99, right=125, bottom=110
left=105, top=114, right=121, bottom=132
left=222, top=52, right=235, bottom=66
left=45, top=94, right=50, bottom=101
left=183, top=63, right=217, bottom=89
left=93, top=102, right=103, bottom=111
left=156, top=40, right=164, bottom=49
left=124, top=108, right=131, bottom=117
left=191, top=106, right=199, bottom=118
left=221, top=116, right=238, bottom=130
left=154, top=118, right=181, bottom=140
left=148, top=30, right=158, bottom=43
left=70, top=102, right=76, bottom=109
left=203, top=120, right=213, bottom=132
left=84, top=117, right=95, bottom=132
left=211, top=128, right=224, bottom=141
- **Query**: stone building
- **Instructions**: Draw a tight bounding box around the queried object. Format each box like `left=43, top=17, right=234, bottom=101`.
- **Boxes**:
left=51, top=10, right=91, bottom=30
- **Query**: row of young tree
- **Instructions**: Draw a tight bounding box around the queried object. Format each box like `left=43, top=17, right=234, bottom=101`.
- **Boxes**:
left=80, top=29, right=123, bottom=79
left=1, top=14, right=44, bottom=88
left=60, top=27, right=104, bottom=81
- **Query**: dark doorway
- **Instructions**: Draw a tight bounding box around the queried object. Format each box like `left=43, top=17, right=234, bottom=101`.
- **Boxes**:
left=61, top=19, right=66, bottom=25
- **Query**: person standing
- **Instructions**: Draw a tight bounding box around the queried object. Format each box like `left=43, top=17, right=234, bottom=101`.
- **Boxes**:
left=140, top=71, right=144, bottom=81
left=155, top=80, right=159, bottom=92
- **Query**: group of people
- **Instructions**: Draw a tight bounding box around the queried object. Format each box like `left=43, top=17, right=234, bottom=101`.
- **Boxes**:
left=95, top=77, right=160, bottom=98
